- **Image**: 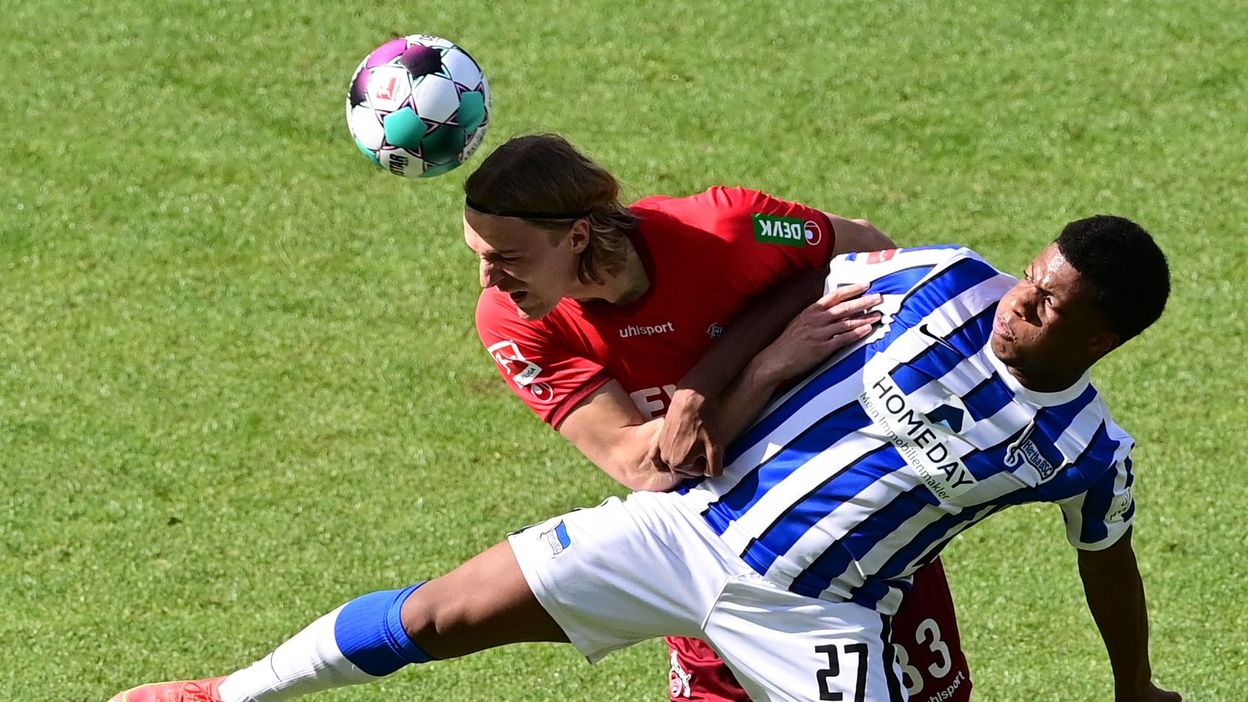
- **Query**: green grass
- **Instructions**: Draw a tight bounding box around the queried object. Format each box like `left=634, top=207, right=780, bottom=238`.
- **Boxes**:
left=2, top=0, right=1245, bottom=699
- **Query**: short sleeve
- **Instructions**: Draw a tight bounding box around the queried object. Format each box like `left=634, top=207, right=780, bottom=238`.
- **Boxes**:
left=710, top=186, right=834, bottom=270
left=1056, top=455, right=1137, bottom=551
left=639, top=187, right=835, bottom=274
left=475, top=290, right=611, bottom=427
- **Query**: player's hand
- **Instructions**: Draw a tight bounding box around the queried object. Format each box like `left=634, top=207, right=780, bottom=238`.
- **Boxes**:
left=752, top=283, right=883, bottom=385
left=651, top=387, right=724, bottom=479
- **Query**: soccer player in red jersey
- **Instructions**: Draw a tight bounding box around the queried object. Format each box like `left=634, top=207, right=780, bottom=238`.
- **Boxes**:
left=467, top=134, right=972, bottom=702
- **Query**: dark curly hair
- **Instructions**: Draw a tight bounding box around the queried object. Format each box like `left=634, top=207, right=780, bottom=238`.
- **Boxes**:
left=1055, top=215, right=1169, bottom=343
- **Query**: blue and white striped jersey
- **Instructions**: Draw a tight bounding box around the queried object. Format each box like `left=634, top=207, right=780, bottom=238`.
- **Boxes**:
left=682, top=245, right=1137, bottom=615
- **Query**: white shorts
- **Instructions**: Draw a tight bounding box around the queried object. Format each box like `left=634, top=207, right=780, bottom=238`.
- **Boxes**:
left=508, top=491, right=906, bottom=702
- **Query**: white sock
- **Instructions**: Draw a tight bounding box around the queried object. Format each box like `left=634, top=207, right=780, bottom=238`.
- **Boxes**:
left=217, top=606, right=380, bottom=702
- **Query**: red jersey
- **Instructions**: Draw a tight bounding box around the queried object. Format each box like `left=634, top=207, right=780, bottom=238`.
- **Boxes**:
left=476, top=186, right=834, bottom=426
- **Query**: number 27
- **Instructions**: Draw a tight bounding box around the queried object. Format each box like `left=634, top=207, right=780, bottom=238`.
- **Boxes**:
left=815, top=642, right=868, bottom=702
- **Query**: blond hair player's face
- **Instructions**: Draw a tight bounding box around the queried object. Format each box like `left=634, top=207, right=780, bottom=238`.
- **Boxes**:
left=463, top=210, right=587, bottom=321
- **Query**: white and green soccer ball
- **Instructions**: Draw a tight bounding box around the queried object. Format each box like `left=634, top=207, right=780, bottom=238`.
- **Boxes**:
left=346, top=35, right=490, bottom=178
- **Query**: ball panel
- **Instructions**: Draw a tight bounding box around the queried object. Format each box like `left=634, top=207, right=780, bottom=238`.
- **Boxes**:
left=420, top=161, right=461, bottom=178
left=347, top=59, right=370, bottom=107
left=348, top=104, right=385, bottom=150
left=420, top=125, right=466, bottom=164
left=411, top=74, right=461, bottom=124
left=411, top=34, right=454, bottom=49
left=442, top=49, right=483, bottom=90
left=382, top=107, right=428, bottom=150
left=463, top=123, right=488, bottom=160
left=367, top=37, right=408, bottom=68
left=457, top=91, right=487, bottom=133
left=401, top=44, right=444, bottom=78
left=378, top=147, right=418, bottom=177
left=355, top=139, right=381, bottom=166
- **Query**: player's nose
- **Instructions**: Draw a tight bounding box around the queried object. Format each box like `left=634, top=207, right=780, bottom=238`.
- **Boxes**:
left=1007, top=287, right=1038, bottom=324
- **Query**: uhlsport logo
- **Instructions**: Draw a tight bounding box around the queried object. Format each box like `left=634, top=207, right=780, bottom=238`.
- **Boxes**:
left=858, top=368, right=977, bottom=501
left=753, top=213, right=823, bottom=247
left=619, top=321, right=675, bottom=339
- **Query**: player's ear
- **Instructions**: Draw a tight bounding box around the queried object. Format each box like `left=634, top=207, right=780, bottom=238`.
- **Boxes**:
left=567, top=218, right=591, bottom=255
left=1089, top=328, right=1119, bottom=358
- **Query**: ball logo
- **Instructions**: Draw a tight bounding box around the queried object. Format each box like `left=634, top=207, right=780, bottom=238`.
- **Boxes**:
left=366, top=65, right=411, bottom=111
left=804, top=220, right=823, bottom=246
left=375, top=75, right=399, bottom=101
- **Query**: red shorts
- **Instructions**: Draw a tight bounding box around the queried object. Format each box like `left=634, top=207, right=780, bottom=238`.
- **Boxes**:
left=665, top=559, right=971, bottom=701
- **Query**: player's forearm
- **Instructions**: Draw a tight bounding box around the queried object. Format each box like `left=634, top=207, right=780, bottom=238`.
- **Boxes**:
left=713, top=356, right=791, bottom=445
left=1078, top=533, right=1158, bottom=699
left=599, top=422, right=683, bottom=492
left=674, top=267, right=825, bottom=401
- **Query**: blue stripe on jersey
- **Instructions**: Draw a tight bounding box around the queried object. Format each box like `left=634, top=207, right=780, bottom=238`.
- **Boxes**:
left=862, top=265, right=935, bottom=296
left=888, top=306, right=996, bottom=395
left=743, top=445, right=906, bottom=575
left=885, top=257, right=1000, bottom=344
left=724, top=345, right=871, bottom=466
left=784, top=483, right=938, bottom=598
left=846, top=577, right=893, bottom=610
left=962, top=372, right=1014, bottom=421
left=958, top=420, right=1033, bottom=482
left=1075, top=439, right=1130, bottom=543
left=956, top=385, right=1093, bottom=483
left=1031, top=418, right=1113, bottom=500
left=708, top=402, right=871, bottom=536
left=869, top=503, right=1004, bottom=586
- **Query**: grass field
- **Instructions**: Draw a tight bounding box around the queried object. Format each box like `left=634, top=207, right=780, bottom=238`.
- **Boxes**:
left=2, top=0, right=1245, bottom=700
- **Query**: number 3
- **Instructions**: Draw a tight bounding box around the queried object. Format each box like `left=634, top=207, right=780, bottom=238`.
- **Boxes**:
left=895, top=618, right=953, bottom=696
left=917, top=618, right=953, bottom=678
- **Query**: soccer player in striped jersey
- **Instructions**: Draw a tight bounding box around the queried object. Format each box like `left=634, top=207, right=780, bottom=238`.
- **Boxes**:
left=111, top=216, right=1179, bottom=702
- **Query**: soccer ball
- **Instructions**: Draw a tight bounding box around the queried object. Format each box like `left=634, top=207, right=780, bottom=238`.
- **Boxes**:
left=346, top=35, right=490, bottom=178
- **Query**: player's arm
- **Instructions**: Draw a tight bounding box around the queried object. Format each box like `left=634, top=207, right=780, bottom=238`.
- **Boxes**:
left=711, top=287, right=882, bottom=443
left=559, top=283, right=880, bottom=488
left=1077, top=529, right=1181, bottom=702
left=827, top=213, right=896, bottom=255
left=556, top=382, right=684, bottom=492
left=657, top=265, right=828, bottom=474
left=658, top=211, right=893, bottom=475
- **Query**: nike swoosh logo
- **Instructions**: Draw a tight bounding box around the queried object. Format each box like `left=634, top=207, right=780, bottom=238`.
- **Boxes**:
left=919, top=323, right=958, bottom=351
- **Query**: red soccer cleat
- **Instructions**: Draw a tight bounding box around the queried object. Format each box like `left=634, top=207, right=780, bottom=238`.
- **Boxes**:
left=108, top=677, right=225, bottom=702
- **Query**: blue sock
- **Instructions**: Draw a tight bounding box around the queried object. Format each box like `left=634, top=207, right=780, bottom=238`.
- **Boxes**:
left=333, top=582, right=435, bottom=676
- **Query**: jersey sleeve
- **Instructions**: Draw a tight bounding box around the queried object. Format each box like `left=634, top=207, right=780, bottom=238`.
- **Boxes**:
left=684, top=186, right=836, bottom=272
left=475, top=290, right=612, bottom=428
left=1056, top=455, right=1136, bottom=551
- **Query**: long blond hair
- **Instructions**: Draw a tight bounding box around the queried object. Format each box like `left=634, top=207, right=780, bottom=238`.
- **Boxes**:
left=464, top=134, right=636, bottom=284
